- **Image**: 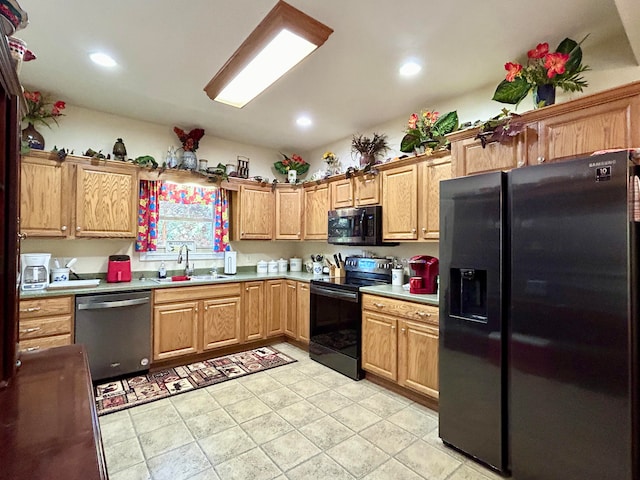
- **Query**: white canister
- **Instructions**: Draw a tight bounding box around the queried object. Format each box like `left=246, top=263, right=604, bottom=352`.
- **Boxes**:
left=256, top=260, right=268, bottom=274
left=392, top=268, right=404, bottom=286
left=268, top=260, right=278, bottom=273
left=289, top=258, right=302, bottom=272
left=51, top=267, right=70, bottom=283
left=312, top=261, right=323, bottom=276
left=277, top=258, right=288, bottom=272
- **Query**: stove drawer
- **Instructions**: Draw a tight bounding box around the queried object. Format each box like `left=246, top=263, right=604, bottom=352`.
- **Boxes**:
left=362, top=294, right=438, bottom=326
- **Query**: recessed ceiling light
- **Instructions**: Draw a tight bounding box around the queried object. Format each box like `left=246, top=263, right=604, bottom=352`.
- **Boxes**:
left=296, top=116, right=312, bottom=127
left=204, top=1, right=333, bottom=108
left=399, top=61, right=421, bottom=77
left=90, top=52, right=117, bottom=67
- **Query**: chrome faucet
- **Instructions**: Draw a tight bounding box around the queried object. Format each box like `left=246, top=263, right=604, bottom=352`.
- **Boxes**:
left=177, top=244, right=193, bottom=276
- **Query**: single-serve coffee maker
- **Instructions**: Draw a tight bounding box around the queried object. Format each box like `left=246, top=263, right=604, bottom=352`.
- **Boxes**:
left=21, top=253, right=51, bottom=290
left=408, top=255, right=439, bottom=294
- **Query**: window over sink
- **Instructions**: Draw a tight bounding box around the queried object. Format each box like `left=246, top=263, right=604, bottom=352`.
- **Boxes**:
left=138, top=181, right=230, bottom=261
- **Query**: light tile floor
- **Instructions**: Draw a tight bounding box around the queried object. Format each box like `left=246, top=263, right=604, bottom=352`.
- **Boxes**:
left=100, top=342, right=504, bottom=480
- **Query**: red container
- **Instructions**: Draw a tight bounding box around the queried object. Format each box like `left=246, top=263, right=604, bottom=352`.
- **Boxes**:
left=106, top=255, right=132, bottom=283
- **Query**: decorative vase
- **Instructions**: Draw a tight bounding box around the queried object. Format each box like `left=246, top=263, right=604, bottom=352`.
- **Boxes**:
left=360, top=153, right=375, bottom=168
left=287, top=169, right=297, bottom=183
left=181, top=150, right=197, bottom=170
left=534, top=84, right=556, bottom=108
left=21, top=122, right=44, bottom=150
left=414, top=145, right=426, bottom=156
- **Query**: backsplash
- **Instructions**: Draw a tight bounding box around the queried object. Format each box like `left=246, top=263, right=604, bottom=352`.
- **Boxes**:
left=21, top=238, right=438, bottom=276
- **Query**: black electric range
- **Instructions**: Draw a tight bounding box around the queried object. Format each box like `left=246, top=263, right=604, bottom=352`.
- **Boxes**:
left=309, top=256, right=393, bottom=380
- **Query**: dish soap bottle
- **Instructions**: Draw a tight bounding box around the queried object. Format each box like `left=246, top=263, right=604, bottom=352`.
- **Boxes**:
left=158, top=262, right=167, bottom=279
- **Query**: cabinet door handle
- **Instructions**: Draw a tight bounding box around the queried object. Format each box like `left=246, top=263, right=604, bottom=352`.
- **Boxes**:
left=20, top=307, right=41, bottom=313
left=537, top=156, right=545, bottom=164
left=20, top=327, right=41, bottom=334
left=416, top=311, right=432, bottom=317
left=401, top=328, right=406, bottom=333
left=76, top=226, right=82, bottom=232
left=246, top=287, right=249, bottom=291
left=26, top=346, right=40, bottom=352
left=195, top=307, right=199, bottom=313
left=373, top=302, right=385, bottom=308
left=411, top=228, right=416, bottom=233
left=204, top=306, right=208, bottom=311
left=421, top=227, right=427, bottom=233
left=297, top=232, right=300, bottom=237
left=61, top=225, right=67, bottom=231
left=18, top=232, right=27, bottom=240
left=517, top=159, right=525, bottom=167
left=391, top=325, right=396, bottom=331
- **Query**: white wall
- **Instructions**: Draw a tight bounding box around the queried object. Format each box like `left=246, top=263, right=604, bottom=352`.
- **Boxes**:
left=23, top=67, right=640, bottom=275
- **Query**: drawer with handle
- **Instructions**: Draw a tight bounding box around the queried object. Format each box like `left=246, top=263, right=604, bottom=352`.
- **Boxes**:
left=19, top=315, right=72, bottom=340
left=19, top=334, right=72, bottom=353
left=362, top=294, right=439, bottom=325
left=19, top=296, right=73, bottom=319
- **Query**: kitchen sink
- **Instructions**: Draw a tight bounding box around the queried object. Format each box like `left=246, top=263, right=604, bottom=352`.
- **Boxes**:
left=149, top=274, right=230, bottom=284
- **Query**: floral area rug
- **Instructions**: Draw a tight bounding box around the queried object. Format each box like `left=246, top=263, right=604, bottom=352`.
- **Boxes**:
left=94, top=346, right=296, bottom=416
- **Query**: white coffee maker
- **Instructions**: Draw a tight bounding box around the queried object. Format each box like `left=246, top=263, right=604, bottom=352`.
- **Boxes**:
left=20, top=253, right=51, bottom=290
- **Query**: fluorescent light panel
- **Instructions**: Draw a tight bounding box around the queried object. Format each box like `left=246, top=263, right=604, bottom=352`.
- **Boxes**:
left=215, top=29, right=316, bottom=108
left=204, top=0, right=333, bottom=108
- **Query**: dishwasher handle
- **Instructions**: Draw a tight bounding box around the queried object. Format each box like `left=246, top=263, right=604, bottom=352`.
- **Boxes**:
left=77, top=296, right=150, bottom=310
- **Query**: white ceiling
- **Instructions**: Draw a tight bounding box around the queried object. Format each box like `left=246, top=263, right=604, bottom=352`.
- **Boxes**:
left=15, top=0, right=640, bottom=152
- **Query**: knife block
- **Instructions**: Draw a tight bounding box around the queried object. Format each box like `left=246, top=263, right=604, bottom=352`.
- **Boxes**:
left=332, top=266, right=346, bottom=278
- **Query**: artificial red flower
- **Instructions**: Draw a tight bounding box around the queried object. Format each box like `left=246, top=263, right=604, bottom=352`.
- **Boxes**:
left=504, top=62, right=523, bottom=82
left=173, top=127, right=205, bottom=151
left=527, top=43, right=549, bottom=59
left=544, top=52, right=570, bottom=78
left=408, top=113, right=418, bottom=129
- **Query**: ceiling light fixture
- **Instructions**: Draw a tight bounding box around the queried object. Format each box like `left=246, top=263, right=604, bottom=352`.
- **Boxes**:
left=399, top=61, right=422, bottom=77
left=296, top=115, right=312, bottom=127
left=204, top=0, right=333, bottom=108
left=89, top=52, right=117, bottom=67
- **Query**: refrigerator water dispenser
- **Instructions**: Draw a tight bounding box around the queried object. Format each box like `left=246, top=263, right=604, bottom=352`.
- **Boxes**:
left=450, top=268, right=487, bottom=322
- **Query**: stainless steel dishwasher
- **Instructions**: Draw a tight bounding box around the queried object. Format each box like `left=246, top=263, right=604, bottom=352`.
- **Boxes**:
left=75, top=290, right=151, bottom=381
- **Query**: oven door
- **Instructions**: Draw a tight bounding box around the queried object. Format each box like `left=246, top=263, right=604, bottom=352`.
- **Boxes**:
left=309, top=282, right=363, bottom=379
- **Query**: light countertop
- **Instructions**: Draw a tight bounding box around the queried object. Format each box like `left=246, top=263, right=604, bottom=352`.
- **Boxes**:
left=20, top=271, right=438, bottom=306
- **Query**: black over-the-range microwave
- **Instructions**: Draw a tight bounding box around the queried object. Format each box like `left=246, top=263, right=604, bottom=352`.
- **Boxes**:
left=327, top=205, right=398, bottom=246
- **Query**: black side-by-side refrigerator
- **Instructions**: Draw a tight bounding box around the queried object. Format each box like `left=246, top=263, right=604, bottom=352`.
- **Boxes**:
left=438, top=151, right=638, bottom=480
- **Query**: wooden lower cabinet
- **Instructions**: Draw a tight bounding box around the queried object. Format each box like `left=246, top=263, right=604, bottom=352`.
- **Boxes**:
left=297, top=282, right=310, bottom=344
left=265, top=280, right=285, bottom=337
left=202, top=296, right=242, bottom=351
left=362, top=294, right=439, bottom=400
left=153, top=301, right=199, bottom=361
left=152, top=283, right=242, bottom=361
left=18, top=296, right=73, bottom=353
left=398, top=319, right=439, bottom=399
left=362, top=310, right=397, bottom=380
left=243, top=281, right=265, bottom=341
left=284, top=280, right=297, bottom=338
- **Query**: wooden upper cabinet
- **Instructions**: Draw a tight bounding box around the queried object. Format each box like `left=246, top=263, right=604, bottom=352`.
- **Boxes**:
left=303, top=183, right=329, bottom=240
left=418, top=158, right=451, bottom=240
left=382, top=164, right=418, bottom=240
left=275, top=186, right=303, bottom=240
left=354, top=174, right=380, bottom=206
left=528, top=95, right=640, bottom=165
left=330, top=174, right=380, bottom=210
left=75, top=163, right=137, bottom=238
left=233, top=184, right=273, bottom=240
left=330, top=178, right=353, bottom=209
left=451, top=134, right=525, bottom=177
left=20, top=156, right=70, bottom=237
